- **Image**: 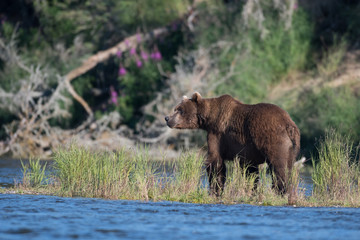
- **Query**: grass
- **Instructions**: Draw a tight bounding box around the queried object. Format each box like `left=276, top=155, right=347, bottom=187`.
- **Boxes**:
left=310, top=129, right=360, bottom=206
left=50, top=144, right=210, bottom=201
left=7, top=129, right=360, bottom=207
left=317, top=36, right=347, bottom=80
left=20, top=158, right=47, bottom=188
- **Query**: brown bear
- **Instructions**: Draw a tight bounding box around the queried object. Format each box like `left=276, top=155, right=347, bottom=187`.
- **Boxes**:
left=165, top=92, right=300, bottom=196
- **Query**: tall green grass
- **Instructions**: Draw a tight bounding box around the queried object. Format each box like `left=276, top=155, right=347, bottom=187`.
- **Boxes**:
left=222, top=161, right=257, bottom=203
left=17, top=134, right=360, bottom=206
left=311, top=130, right=360, bottom=206
left=20, top=158, right=47, bottom=188
left=160, top=151, right=210, bottom=203
left=53, top=145, right=151, bottom=199
left=29, top=144, right=293, bottom=204
left=51, top=145, right=210, bottom=201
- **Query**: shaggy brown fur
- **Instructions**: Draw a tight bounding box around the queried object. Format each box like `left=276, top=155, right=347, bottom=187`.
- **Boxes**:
left=165, top=92, right=300, bottom=196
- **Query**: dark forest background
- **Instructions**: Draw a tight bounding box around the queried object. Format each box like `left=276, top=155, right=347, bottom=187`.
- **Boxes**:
left=0, top=0, right=359, bottom=158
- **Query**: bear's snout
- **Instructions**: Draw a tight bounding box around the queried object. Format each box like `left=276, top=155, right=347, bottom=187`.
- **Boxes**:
left=165, top=115, right=176, bottom=128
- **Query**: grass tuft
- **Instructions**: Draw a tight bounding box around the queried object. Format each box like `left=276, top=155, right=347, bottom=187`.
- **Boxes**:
left=20, top=158, right=47, bottom=188
left=311, top=129, right=360, bottom=206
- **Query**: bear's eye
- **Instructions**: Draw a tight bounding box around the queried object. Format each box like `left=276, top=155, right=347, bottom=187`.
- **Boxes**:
left=177, top=108, right=183, bottom=115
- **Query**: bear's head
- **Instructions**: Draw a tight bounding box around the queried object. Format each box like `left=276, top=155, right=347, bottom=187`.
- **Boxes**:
left=165, top=92, right=202, bottom=129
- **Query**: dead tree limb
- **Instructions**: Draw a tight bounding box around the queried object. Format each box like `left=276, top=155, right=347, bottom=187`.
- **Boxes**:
left=63, top=28, right=168, bottom=117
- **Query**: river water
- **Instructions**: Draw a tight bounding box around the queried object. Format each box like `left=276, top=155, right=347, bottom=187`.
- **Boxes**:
left=1, top=159, right=360, bottom=240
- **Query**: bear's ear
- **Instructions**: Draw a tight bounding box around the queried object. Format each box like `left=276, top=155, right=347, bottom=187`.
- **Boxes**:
left=182, top=95, right=188, bottom=100
left=191, top=92, right=202, bottom=103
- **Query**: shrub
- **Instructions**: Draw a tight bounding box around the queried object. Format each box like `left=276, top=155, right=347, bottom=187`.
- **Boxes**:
left=290, top=86, right=360, bottom=154
left=196, top=1, right=313, bottom=103
left=317, top=37, right=347, bottom=79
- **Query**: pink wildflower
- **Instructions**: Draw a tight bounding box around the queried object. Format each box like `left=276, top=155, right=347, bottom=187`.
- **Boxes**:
left=116, top=49, right=122, bottom=58
left=118, top=65, right=127, bottom=76
left=130, top=47, right=136, bottom=56
left=110, top=86, right=118, bottom=105
left=136, top=57, right=143, bottom=68
left=151, top=45, right=162, bottom=61
left=150, top=52, right=156, bottom=60
left=154, top=51, right=162, bottom=61
left=141, top=50, right=149, bottom=61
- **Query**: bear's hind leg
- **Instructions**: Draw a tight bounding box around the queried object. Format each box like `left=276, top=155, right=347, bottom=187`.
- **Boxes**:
left=271, top=165, right=287, bottom=195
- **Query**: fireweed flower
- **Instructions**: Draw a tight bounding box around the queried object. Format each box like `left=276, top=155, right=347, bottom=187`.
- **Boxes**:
left=136, top=56, right=143, bottom=68
left=130, top=47, right=136, bottom=56
left=141, top=50, right=149, bottom=61
left=154, top=51, right=162, bottom=61
left=118, top=64, right=127, bottom=76
left=110, top=86, right=118, bottom=105
left=137, top=33, right=142, bottom=42
left=151, top=45, right=162, bottom=61
left=116, top=49, right=122, bottom=58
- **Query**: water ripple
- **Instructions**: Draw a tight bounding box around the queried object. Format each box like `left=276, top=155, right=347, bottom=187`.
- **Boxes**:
left=0, top=194, right=360, bottom=240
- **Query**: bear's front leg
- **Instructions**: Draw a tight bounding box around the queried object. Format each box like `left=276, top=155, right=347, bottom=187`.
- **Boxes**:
left=205, top=158, right=226, bottom=197
left=206, top=133, right=226, bottom=196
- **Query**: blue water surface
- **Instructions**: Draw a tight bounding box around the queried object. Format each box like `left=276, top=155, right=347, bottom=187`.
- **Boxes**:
left=1, top=193, right=360, bottom=240
left=1, top=158, right=359, bottom=240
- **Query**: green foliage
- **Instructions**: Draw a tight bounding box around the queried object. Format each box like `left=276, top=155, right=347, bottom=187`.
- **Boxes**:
left=317, top=36, right=347, bottom=79
left=21, top=159, right=47, bottom=187
left=117, top=61, right=167, bottom=125
left=250, top=8, right=312, bottom=80
left=290, top=86, right=360, bottom=153
left=32, top=0, right=187, bottom=47
left=196, top=2, right=313, bottom=103
left=311, top=129, right=360, bottom=204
